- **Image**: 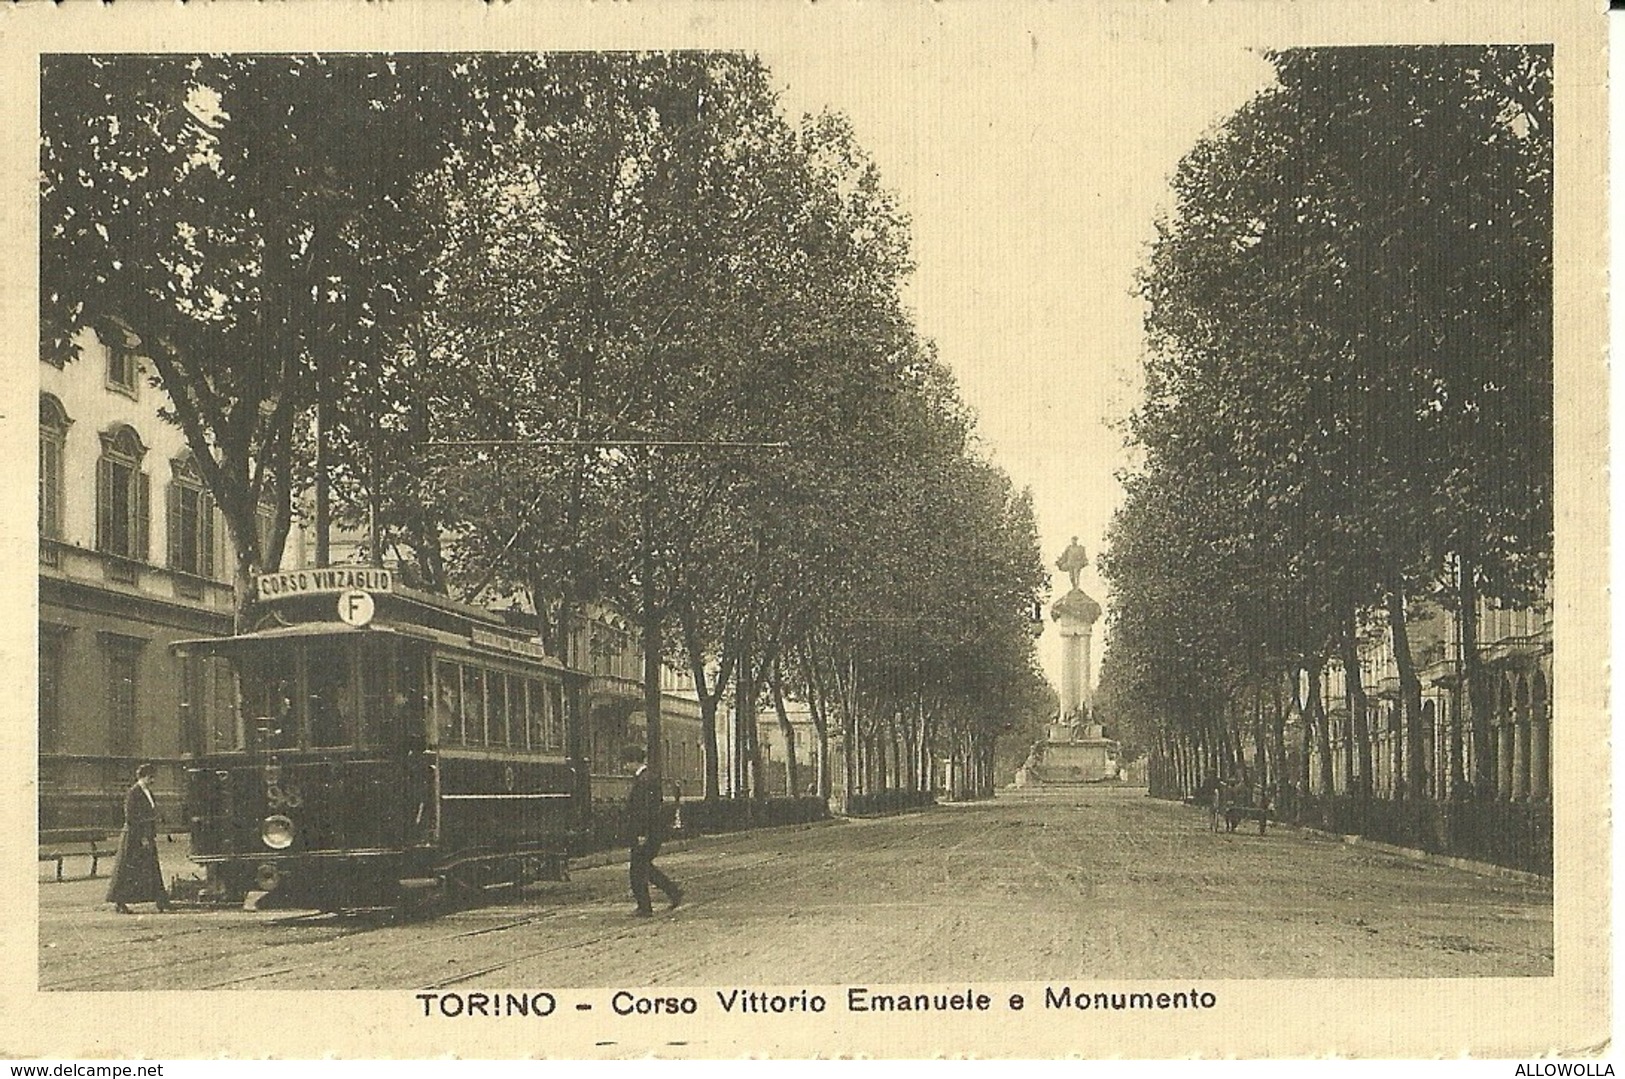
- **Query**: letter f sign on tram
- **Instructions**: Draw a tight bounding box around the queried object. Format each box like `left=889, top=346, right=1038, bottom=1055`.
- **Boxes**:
left=337, top=589, right=376, bottom=628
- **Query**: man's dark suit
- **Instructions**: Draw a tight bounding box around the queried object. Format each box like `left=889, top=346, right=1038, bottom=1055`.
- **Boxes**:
left=627, top=766, right=680, bottom=913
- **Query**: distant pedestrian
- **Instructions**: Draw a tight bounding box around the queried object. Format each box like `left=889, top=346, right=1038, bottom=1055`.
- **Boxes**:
left=622, top=744, right=682, bottom=917
left=107, top=763, right=169, bottom=914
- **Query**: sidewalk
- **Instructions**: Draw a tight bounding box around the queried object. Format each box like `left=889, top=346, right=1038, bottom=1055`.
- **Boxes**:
left=38, top=832, right=200, bottom=911
left=1177, top=801, right=1552, bottom=886
left=1287, top=821, right=1552, bottom=885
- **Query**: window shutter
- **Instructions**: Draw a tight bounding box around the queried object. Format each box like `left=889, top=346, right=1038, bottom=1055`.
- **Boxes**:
left=39, top=437, right=59, bottom=539
left=133, top=472, right=151, bottom=561
left=166, top=483, right=181, bottom=569
left=96, top=456, right=113, bottom=553
left=199, top=492, right=216, bottom=578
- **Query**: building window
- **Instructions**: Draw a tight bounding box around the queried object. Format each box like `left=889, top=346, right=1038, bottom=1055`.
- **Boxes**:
left=96, top=426, right=150, bottom=561
left=102, top=634, right=144, bottom=758
left=167, top=455, right=215, bottom=577
left=39, top=626, right=69, bottom=754
left=106, top=342, right=139, bottom=398
left=39, top=395, right=71, bottom=541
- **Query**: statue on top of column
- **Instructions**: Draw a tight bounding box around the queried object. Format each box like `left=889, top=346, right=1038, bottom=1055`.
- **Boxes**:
left=1056, top=536, right=1088, bottom=591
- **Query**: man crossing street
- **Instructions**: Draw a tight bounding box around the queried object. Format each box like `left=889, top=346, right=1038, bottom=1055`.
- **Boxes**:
left=622, top=744, right=682, bottom=917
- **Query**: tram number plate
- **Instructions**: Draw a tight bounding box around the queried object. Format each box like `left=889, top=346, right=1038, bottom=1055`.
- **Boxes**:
left=262, top=763, right=304, bottom=808
left=267, top=782, right=304, bottom=809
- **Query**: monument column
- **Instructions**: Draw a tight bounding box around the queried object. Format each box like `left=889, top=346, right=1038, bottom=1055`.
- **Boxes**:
left=1052, top=536, right=1102, bottom=722
left=1016, top=535, right=1112, bottom=787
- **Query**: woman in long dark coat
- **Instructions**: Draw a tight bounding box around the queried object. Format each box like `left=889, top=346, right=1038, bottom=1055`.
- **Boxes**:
left=107, top=763, right=168, bottom=913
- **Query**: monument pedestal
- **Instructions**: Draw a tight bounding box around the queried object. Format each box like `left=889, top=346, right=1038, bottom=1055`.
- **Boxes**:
left=1016, top=721, right=1119, bottom=785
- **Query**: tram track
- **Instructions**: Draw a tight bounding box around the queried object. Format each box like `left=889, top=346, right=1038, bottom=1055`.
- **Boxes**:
left=47, top=810, right=989, bottom=991
left=41, top=912, right=393, bottom=990
left=180, top=892, right=617, bottom=990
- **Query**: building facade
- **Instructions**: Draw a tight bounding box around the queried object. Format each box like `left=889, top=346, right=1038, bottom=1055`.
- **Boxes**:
left=39, top=332, right=248, bottom=830
left=1300, top=587, right=1552, bottom=803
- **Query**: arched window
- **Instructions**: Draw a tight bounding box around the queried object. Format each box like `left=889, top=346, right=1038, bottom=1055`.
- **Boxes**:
left=96, top=425, right=149, bottom=560
left=167, top=453, right=215, bottom=577
left=39, top=395, right=71, bottom=541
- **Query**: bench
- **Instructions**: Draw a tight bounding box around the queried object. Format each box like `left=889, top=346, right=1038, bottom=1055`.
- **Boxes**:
left=38, top=830, right=113, bottom=882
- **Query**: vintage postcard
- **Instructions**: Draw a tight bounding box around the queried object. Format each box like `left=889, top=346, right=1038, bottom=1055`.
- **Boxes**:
left=0, top=0, right=1608, bottom=1063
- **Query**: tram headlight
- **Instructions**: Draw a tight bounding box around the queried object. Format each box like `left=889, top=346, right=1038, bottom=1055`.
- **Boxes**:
left=261, top=814, right=295, bottom=850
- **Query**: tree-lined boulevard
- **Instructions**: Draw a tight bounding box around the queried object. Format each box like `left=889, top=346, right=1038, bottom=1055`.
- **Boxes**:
left=1101, top=47, right=1553, bottom=819
left=42, top=53, right=1051, bottom=806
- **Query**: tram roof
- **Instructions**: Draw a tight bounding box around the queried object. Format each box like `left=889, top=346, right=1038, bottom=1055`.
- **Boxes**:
left=171, top=619, right=570, bottom=671
left=172, top=621, right=406, bottom=655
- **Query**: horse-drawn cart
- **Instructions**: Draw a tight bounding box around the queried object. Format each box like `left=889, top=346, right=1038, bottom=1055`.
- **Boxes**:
left=1208, top=779, right=1272, bottom=835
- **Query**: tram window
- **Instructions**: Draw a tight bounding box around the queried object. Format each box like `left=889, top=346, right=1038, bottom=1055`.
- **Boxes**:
left=548, top=683, right=566, bottom=752
left=488, top=672, right=509, bottom=747
left=511, top=674, right=527, bottom=748
left=238, top=650, right=299, bottom=750
left=510, top=675, right=529, bottom=750
left=396, top=647, right=428, bottom=750
left=435, top=660, right=463, bottom=745
left=307, top=641, right=354, bottom=747
left=465, top=667, right=486, bottom=745
left=526, top=679, right=545, bottom=751
left=360, top=637, right=391, bottom=747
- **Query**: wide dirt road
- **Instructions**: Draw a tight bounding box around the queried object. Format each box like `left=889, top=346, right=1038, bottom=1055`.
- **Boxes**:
left=39, top=786, right=1551, bottom=989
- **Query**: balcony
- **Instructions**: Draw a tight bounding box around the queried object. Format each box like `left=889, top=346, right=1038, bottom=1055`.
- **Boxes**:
left=586, top=673, right=643, bottom=702
left=39, top=537, right=235, bottom=614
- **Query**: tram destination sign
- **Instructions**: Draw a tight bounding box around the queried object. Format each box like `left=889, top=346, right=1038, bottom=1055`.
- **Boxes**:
left=470, top=626, right=547, bottom=659
left=256, top=567, right=395, bottom=600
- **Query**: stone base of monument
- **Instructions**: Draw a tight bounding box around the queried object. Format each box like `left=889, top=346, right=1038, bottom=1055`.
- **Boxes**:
left=1015, top=739, right=1119, bottom=785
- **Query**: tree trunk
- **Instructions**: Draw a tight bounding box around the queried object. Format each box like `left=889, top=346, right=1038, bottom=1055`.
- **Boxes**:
left=1291, top=668, right=1312, bottom=804
left=1270, top=677, right=1287, bottom=795
left=1252, top=688, right=1269, bottom=789
left=1458, top=553, right=1495, bottom=800
left=897, top=721, right=910, bottom=789
left=1308, top=661, right=1334, bottom=798
left=802, top=644, right=832, bottom=800
left=770, top=661, right=799, bottom=798
left=679, top=604, right=726, bottom=801
left=1339, top=612, right=1374, bottom=801
left=834, top=655, right=858, bottom=813
left=229, top=530, right=258, bottom=634
left=1447, top=680, right=1466, bottom=800
left=1229, top=702, right=1248, bottom=783
left=915, top=699, right=931, bottom=792
left=642, top=591, right=664, bottom=785
left=1386, top=581, right=1426, bottom=801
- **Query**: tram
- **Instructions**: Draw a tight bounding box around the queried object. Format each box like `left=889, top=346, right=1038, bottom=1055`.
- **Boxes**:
left=173, top=569, right=588, bottom=909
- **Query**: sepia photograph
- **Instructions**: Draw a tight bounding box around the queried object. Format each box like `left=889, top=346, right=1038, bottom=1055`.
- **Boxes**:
left=3, top=0, right=1610, bottom=1062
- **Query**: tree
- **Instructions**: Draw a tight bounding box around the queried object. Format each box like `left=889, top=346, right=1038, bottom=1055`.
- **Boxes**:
left=1112, top=45, right=1551, bottom=804
left=41, top=53, right=531, bottom=626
